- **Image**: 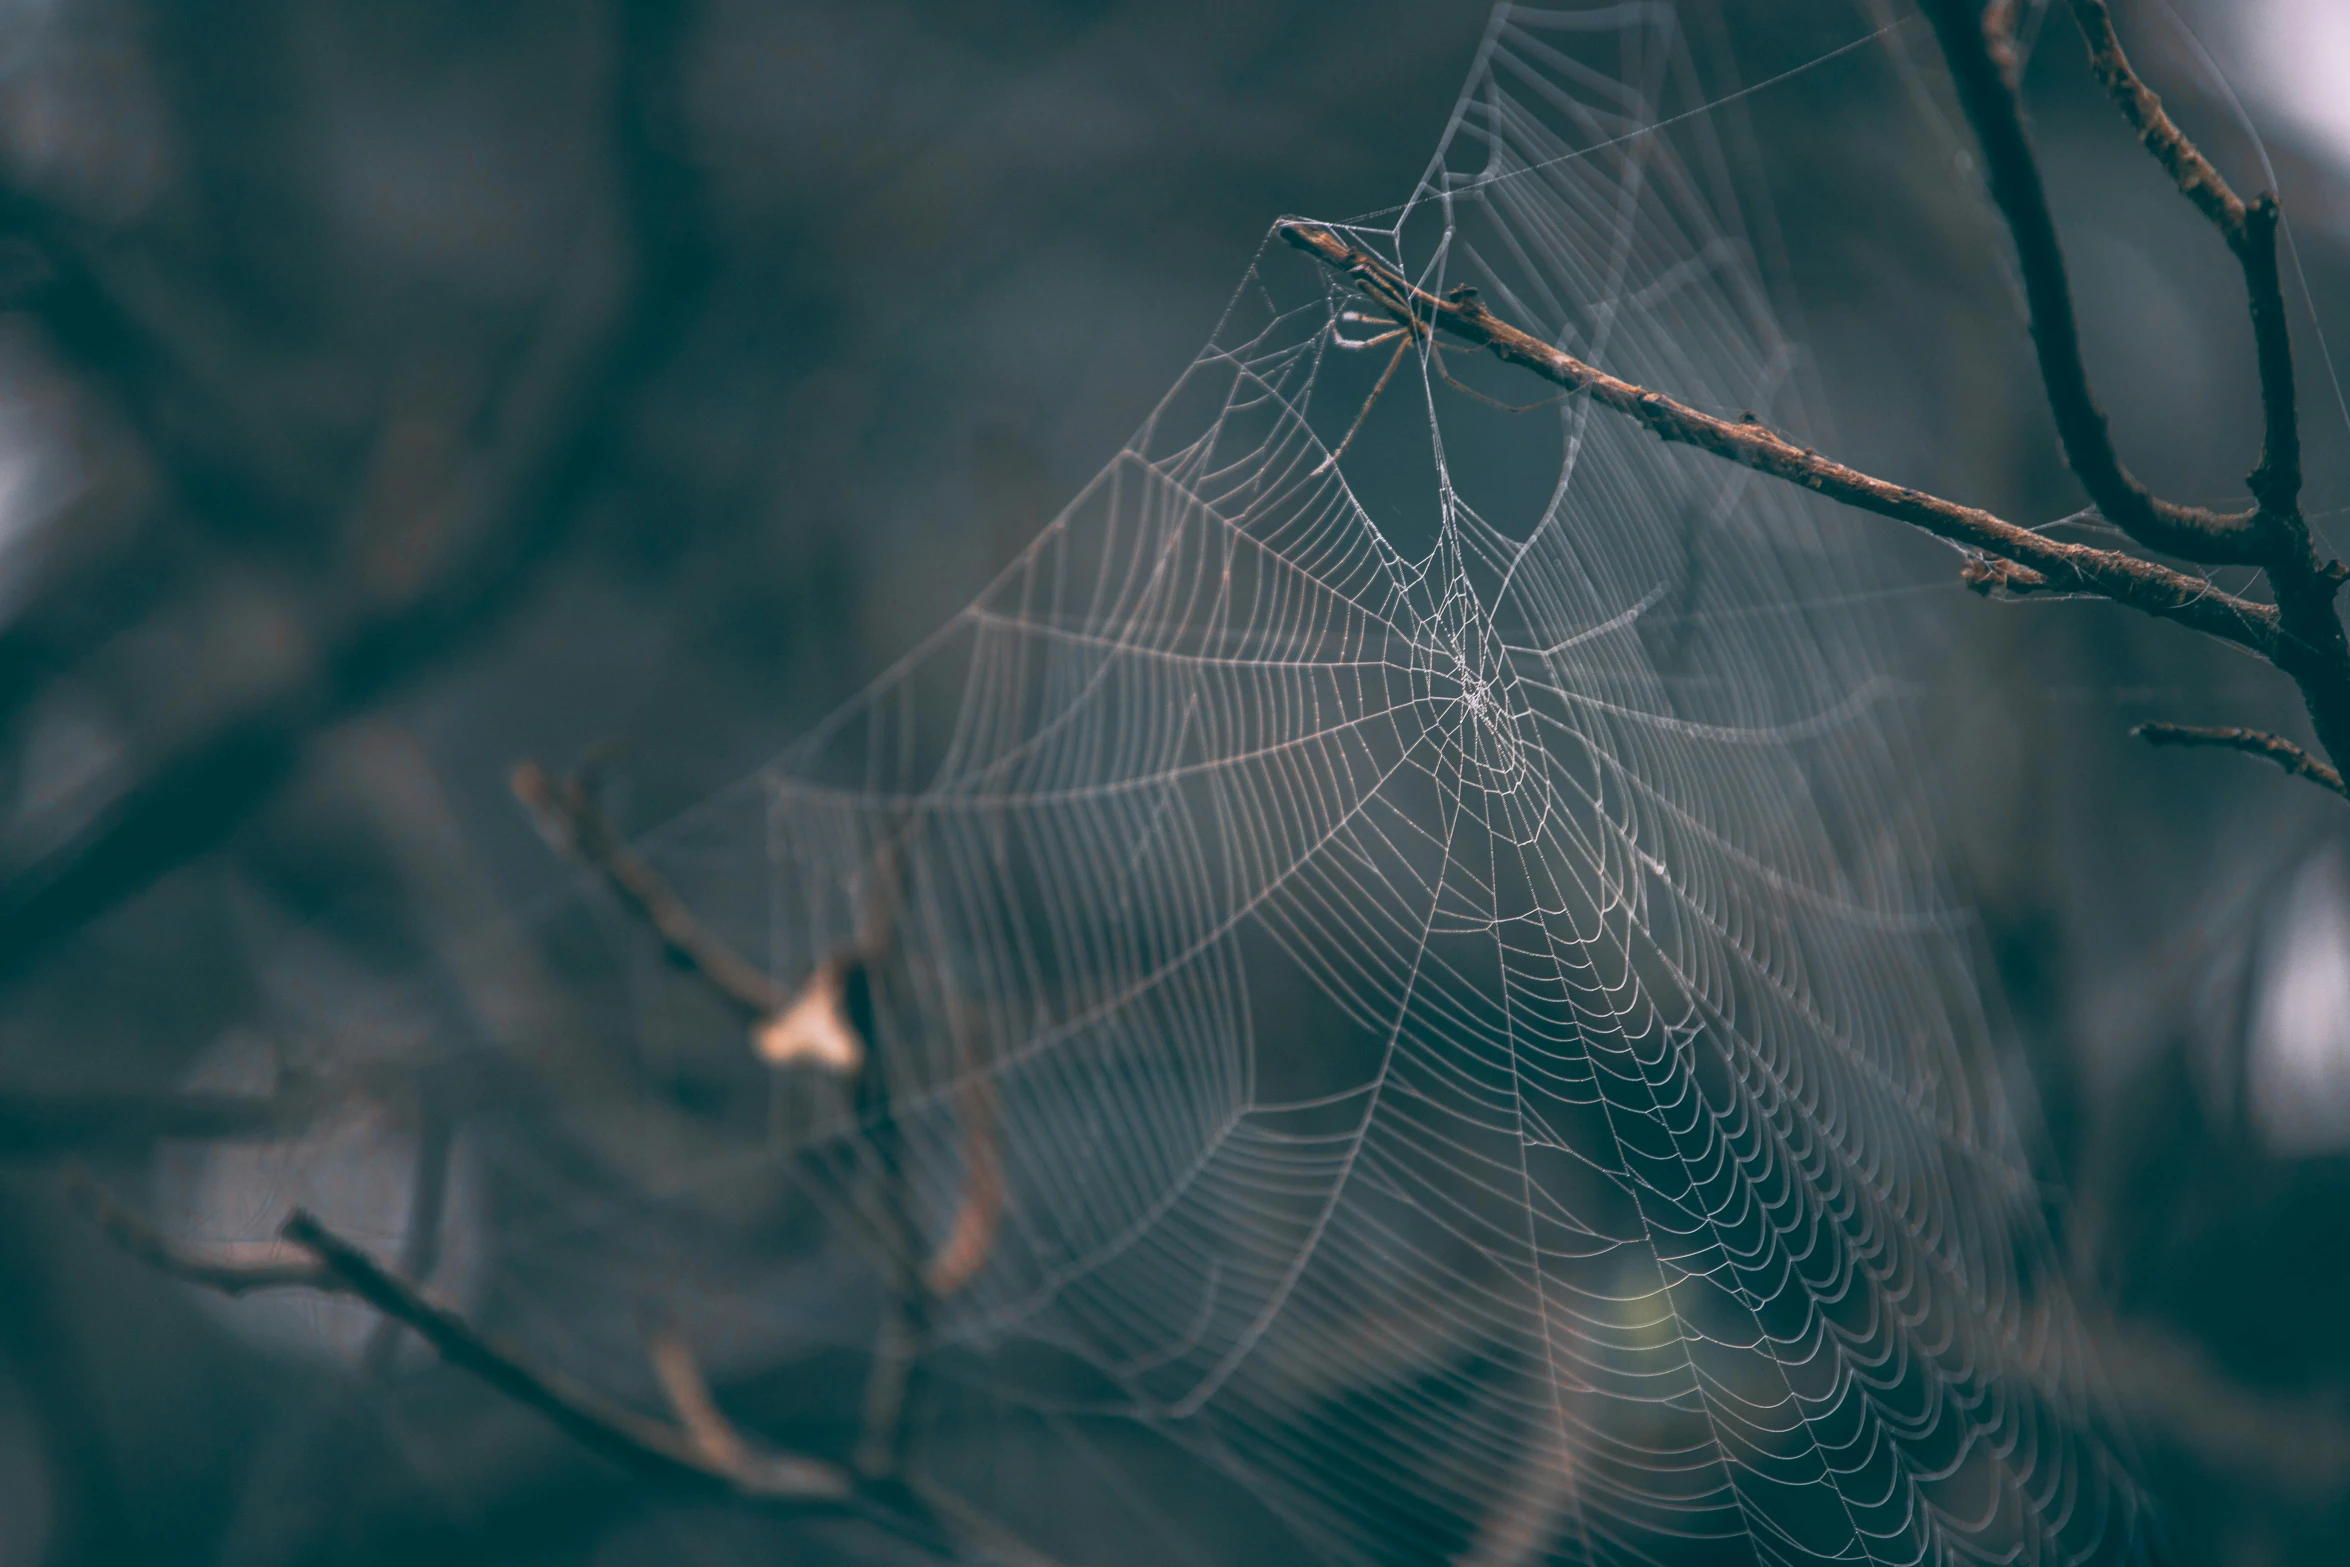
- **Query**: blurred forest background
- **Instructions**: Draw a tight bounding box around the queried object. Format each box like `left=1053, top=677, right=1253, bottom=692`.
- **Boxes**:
left=0, top=0, right=2346, bottom=1562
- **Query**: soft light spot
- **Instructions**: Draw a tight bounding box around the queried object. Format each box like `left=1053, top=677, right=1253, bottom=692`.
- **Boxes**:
left=2231, top=0, right=2350, bottom=170
left=2249, top=848, right=2350, bottom=1153
left=154, top=1028, right=486, bottom=1366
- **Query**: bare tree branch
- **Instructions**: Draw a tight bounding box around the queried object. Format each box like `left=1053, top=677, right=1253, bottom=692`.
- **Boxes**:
left=2065, top=0, right=2244, bottom=241
left=2130, top=721, right=2347, bottom=796
left=286, top=1207, right=845, bottom=1498
left=1280, top=0, right=2350, bottom=804
left=1921, top=0, right=2273, bottom=563
left=362, top=1091, right=454, bottom=1375
left=65, top=1169, right=880, bottom=1502
left=0, top=1075, right=336, bottom=1162
left=0, top=0, right=718, bottom=987
left=509, top=771, right=998, bottom=1472
left=848, top=958, right=928, bottom=1481
left=513, top=765, right=997, bottom=1295
left=1274, top=221, right=2278, bottom=655
left=1930, top=0, right=2350, bottom=787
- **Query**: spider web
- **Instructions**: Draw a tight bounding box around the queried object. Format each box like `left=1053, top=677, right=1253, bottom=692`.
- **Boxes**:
left=497, top=6, right=2154, bottom=1563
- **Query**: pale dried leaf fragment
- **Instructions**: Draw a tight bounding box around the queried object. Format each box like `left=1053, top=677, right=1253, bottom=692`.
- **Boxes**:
left=754, top=960, right=864, bottom=1075
left=923, top=1075, right=1001, bottom=1298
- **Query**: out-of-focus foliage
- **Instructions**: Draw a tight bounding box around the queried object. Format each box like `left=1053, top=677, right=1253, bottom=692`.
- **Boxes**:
left=0, top=1, right=2347, bottom=1562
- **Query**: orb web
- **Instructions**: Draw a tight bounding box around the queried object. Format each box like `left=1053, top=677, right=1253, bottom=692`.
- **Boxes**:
left=491, top=6, right=2155, bottom=1563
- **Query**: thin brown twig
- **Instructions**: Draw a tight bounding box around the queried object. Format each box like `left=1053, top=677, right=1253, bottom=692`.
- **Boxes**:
left=63, top=1165, right=331, bottom=1293
left=66, top=1168, right=872, bottom=1506
left=1, top=1073, right=339, bottom=1161
left=823, top=837, right=1004, bottom=1460
left=648, top=1324, right=755, bottom=1471
left=512, top=760, right=791, bottom=1018
left=2065, top=0, right=2244, bottom=240
left=363, top=1091, right=453, bottom=1374
left=922, top=997, right=1004, bottom=1304
left=286, top=1216, right=975, bottom=1554
left=845, top=843, right=1004, bottom=1300
left=1274, top=222, right=2277, bottom=655
left=283, top=1208, right=847, bottom=1499
left=2130, top=722, right=2347, bottom=796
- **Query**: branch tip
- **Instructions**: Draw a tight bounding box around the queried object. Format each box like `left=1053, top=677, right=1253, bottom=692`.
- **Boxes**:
left=2131, top=721, right=2347, bottom=797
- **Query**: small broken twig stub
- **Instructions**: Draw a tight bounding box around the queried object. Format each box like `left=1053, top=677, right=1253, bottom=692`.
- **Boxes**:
left=64, top=1165, right=331, bottom=1293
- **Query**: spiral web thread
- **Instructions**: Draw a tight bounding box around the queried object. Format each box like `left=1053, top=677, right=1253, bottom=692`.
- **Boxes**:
left=611, top=6, right=2158, bottom=1563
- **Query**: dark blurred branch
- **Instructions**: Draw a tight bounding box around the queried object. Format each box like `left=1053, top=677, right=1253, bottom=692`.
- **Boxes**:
left=512, top=759, right=792, bottom=1019
left=846, top=959, right=928, bottom=1480
left=281, top=1209, right=864, bottom=1504
left=0, top=0, right=718, bottom=982
left=2130, top=722, right=2346, bottom=796
left=0, top=1199, right=131, bottom=1562
left=63, top=1165, right=330, bottom=1294
left=0, top=1076, right=326, bottom=1161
